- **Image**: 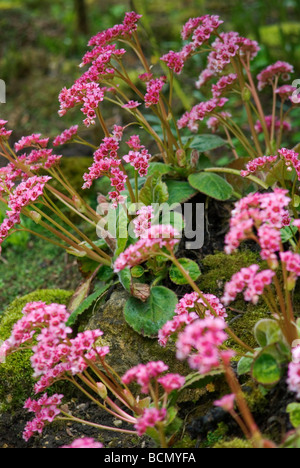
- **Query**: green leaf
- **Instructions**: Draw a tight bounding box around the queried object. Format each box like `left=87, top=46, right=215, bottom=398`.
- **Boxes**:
left=254, top=319, right=283, bottom=347
left=131, top=265, right=145, bottom=278
left=237, top=355, right=254, bottom=376
left=188, top=172, right=234, bottom=201
left=118, top=268, right=132, bottom=292
left=139, top=174, right=169, bottom=205
left=169, top=258, right=201, bottom=285
left=287, top=403, right=300, bottom=429
left=251, top=350, right=281, bottom=385
left=281, top=224, right=298, bottom=244
left=67, top=284, right=111, bottom=327
left=189, top=134, right=227, bottom=152
left=181, top=369, right=223, bottom=390
left=147, top=162, right=173, bottom=178
left=124, top=286, right=178, bottom=337
left=165, top=180, right=197, bottom=205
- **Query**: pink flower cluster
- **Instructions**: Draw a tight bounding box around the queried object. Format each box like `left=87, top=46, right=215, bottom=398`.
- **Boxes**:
left=176, top=317, right=229, bottom=374
left=82, top=136, right=127, bottom=207
left=178, top=97, right=228, bottom=132
left=123, top=134, right=152, bottom=177
left=212, top=74, right=237, bottom=98
left=0, top=301, right=109, bottom=398
left=15, top=133, right=49, bottom=153
left=53, top=125, right=79, bottom=146
left=224, top=189, right=291, bottom=263
left=254, top=115, right=291, bottom=135
left=0, top=176, right=51, bottom=253
left=59, top=11, right=143, bottom=126
left=19, top=149, right=62, bottom=171
left=61, top=438, right=104, bottom=449
left=161, top=16, right=224, bottom=75
left=114, top=224, right=180, bottom=272
left=122, top=100, right=142, bottom=109
left=23, top=393, right=63, bottom=441
left=241, top=155, right=278, bottom=177
left=257, top=61, right=294, bottom=91
left=144, top=77, right=166, bottom=107
left=133, top=205, right=154, bottom=238
left=0, top=120, right=12, bottom=140
left=280, top=252, right=300, bottom=278
left=276, top=85, right=297, bottom=102
left=135, top=408, right=167, bottom=436
left=88, top=11, right=142, bottom=48
left=222, top=265, right=275, bottom=305
left=122, top=360, right=185, bottom=394
left=158, top=292, right=227, bottom=347
left=287, top=346, right=300, bottom=398
left=214, top=394, right=236, bottom=412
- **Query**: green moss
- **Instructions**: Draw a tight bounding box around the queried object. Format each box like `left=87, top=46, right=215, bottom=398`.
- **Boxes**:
left=213, top=437, right=253, bottom=448
left=198, top=251, right=261, bottom=298
left=0, top=289, right=73, bottom=411
left=228, top=305, right=269, bottom=351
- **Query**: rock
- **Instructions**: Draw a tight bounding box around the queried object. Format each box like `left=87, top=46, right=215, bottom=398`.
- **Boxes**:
left=86, top=289, right=190, bottom=378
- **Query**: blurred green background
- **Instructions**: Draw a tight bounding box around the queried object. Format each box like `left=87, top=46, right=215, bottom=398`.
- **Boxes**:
left=1, top=0, right=300, bottom=137
left=0, top=0, right=300, bottom=314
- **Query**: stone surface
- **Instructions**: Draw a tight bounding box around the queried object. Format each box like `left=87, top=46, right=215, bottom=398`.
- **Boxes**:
left=86, top=289, right=190, bottom=378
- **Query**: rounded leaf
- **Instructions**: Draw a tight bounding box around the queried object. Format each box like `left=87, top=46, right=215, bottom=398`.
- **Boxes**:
left=124, top=286, right=178, bottom=337
left=169, top=258, right=201, bottom=285
left=188, top=172, right=233, bottom=201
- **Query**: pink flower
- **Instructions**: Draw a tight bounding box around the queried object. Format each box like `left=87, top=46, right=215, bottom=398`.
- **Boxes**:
left=14, top=134, right=49, bottom=152
left=222, top=265, right=275, bottom=305
left=133, top=205, right=154, bottom=238
left=254, top=116, right=291, bottom=135
left=176, top=317, right=228, bottom=374
left=257, top=61, right=294, bottom=91
left=114, top=224, right=180, bottom=272
left=214, top=394, right=236, bottom=412
left=178, top=97, right=228, bottom=132
left=157, top=374, right=186, bottom=393
left=23, top=393, right=63, bottom=441
left=0, top=120, right=12, bottom=140
left=122, top=100, right=142, bottom=109
left=144, top=77, right=166, bottom=107
left=211, top=74, right=237, bottom=98
left=224, top=189, right=290, bottom=260
left=276, top=85, right=297, bottom=101
left=158, top=291, right=227, bottom=347
left=241, top=155, right=278, bottom=177
left=278, top=148, right=300, bottom=181
left=61, top=438, right=104, bottom=449
left=280, top=252, right=300, bottom=278
left=160, top=50, right=185, bottom=74
left=123, top=137, right=152, bottom=177
left=53, top=125, right=78, bottom=146
left=135, top=408, right=167, bottom=436
left=122, top=361, right=169, bottom=393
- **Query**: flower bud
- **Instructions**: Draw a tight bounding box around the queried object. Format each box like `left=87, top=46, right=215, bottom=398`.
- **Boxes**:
left=176, top=149, right=187, bottom=167
left=242, top=87, right=251, bottom=102
left=29, top=211, right=41, bottom=224
left=72, top=195, right=85, bottom=213
left=96, top=382, right=108, bottom=400
left=130, top=283, right=151, bottom=302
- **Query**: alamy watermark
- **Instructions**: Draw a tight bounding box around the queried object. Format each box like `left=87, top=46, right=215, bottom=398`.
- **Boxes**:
left=291, top=79, right=300, bottom=104
left=0, top=79, right=6, bottom=104
left=96, top=199, right=205, bottom=250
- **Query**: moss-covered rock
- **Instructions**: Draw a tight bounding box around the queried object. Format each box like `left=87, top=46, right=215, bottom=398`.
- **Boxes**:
left=198, top=250, right=261, bottom=298
left=86, top=289, right=190, bottom=378
left=0, top=289, right=72, bottom=411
